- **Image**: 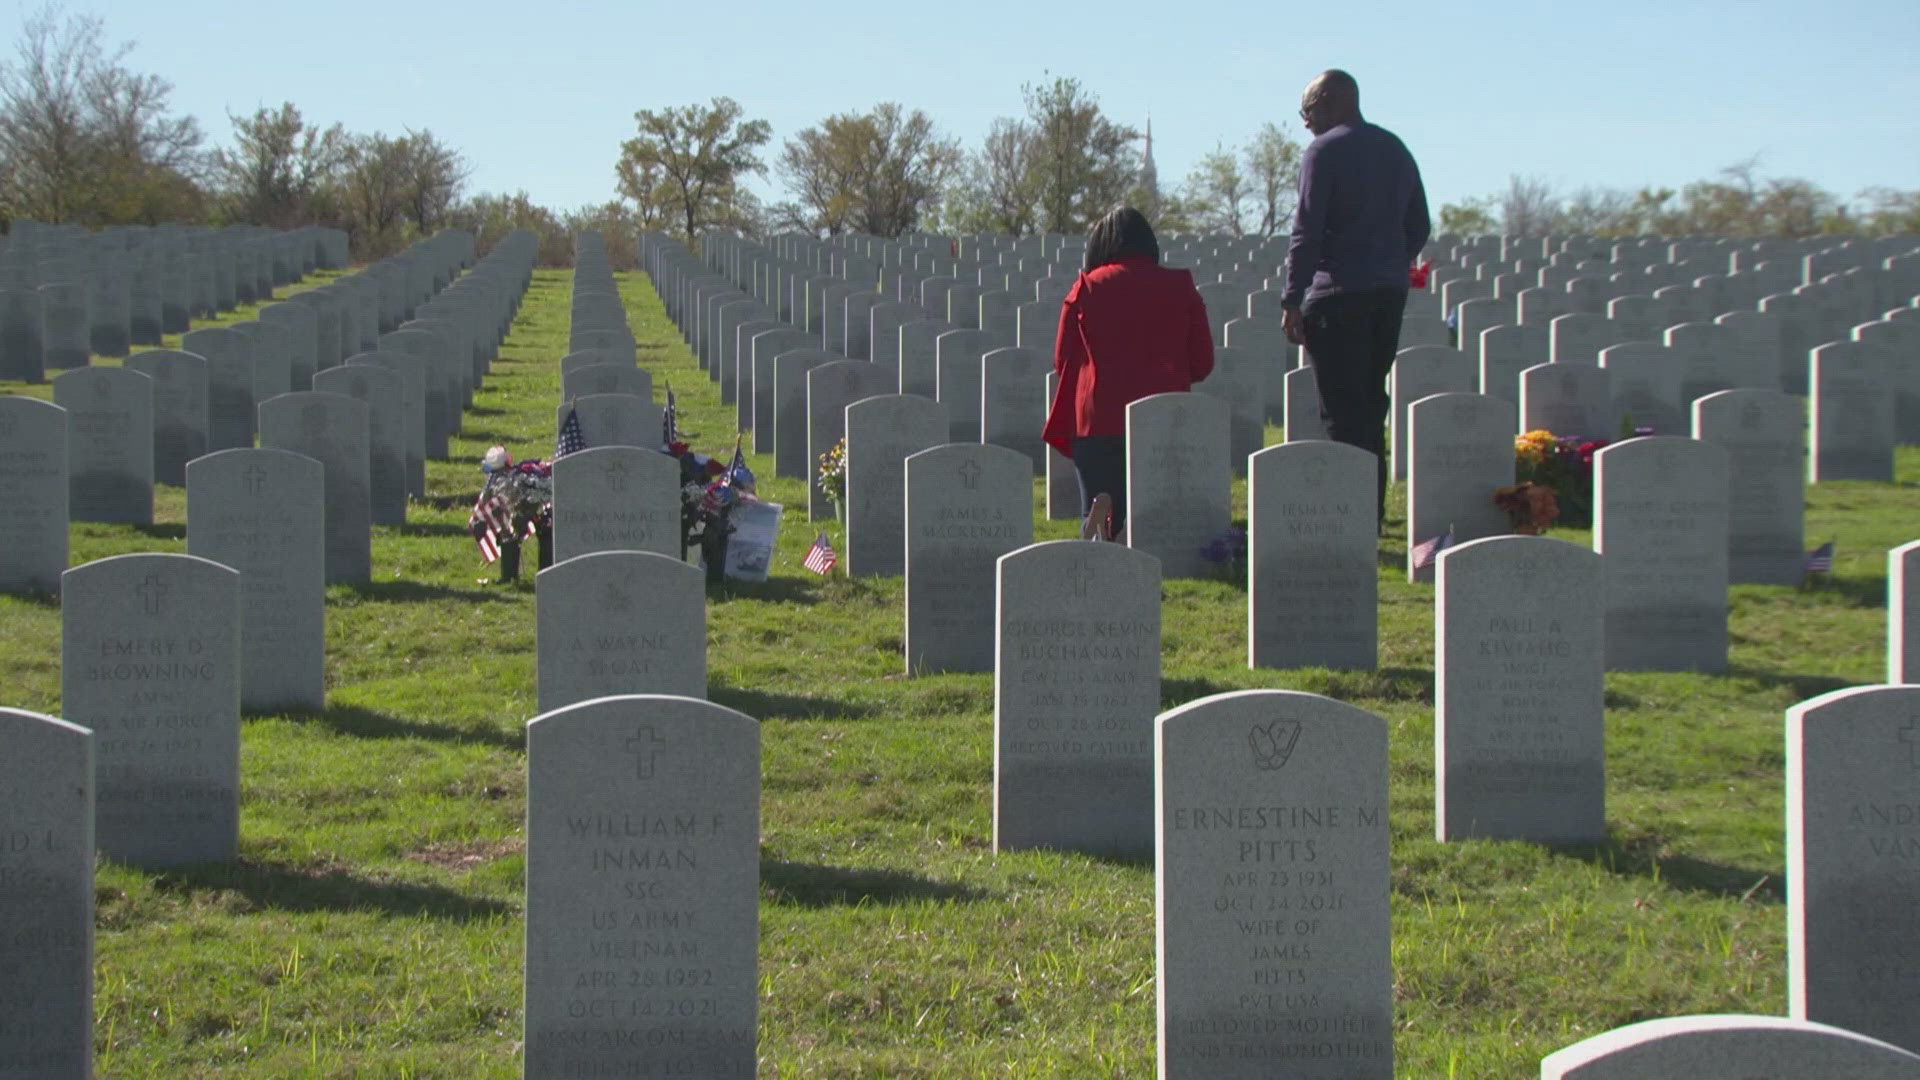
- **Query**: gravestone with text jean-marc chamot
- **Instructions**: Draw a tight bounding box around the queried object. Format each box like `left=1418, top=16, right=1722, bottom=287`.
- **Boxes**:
left=844, top=393, right=945, bottom=578
left=0, top=708, right=93, bottom=1080
left=1155, top=689, right=1392, bottom=1079
left=905, top=442, right=1033, bottom=673
left=186, top=448, right=326, bottom=712
left=1788, top=684, right=1920, bottom=1055
left=125, top=349, right=208, bottom=487
left=258, top=391, right=371, bottom=585
left=61, top=552, right=240, bottom=867
left=551, top=446, right=682, bottom=563
left=1435, top=536, right=1605, bottom=843
left=536, top=551, right=706, bottom=711
left=1248, top=441, right=1377, bottom=671
left=0, top=396, right=67, bottom=594
left=1594, top=436, right=1730, bottom=672
left=53, top=364, right=152, bottom=525
left=523, top=694, right=758, bottom=1078
left=1126, top=393, right=1230, bottom=579
left=1692, top=390, right=1805, bottom=585
left=995, top=540, right=1160, bottom=859
left=1541, top=1015, right=1920, bottom=1079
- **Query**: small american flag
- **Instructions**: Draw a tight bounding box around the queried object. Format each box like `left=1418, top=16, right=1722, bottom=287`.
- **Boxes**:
left=702, top=439, right=745, bottom=513
left=468, top=492, right=513, bottom=563
left=1411, top=526, right=1455, bottom=571
left=802, top=531, right=837, bottom=575
left=662, top=385, right=678, bottom=448
left=1804, top=541, right=1835, bottom=575
left=556, top=405, right=587, bottom=458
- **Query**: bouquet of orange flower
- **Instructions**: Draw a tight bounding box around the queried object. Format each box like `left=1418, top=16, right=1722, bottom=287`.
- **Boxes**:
left=1494, top=481, right=1560, bottom=534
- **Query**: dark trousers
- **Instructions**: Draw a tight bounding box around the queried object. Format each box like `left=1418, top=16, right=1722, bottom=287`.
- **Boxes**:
left=1302, top=288, right=1407, bottom=525
left=1072, top=435, right=1127, bottom=535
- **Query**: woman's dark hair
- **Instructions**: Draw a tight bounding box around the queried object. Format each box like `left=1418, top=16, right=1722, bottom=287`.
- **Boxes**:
left=1083, top=206, right=1159, bottom=271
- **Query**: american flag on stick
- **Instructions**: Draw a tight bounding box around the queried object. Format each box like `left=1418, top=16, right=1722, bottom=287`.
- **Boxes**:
left=802, top=531, right=837, bottom=575
left=468, top=491, right=515, bottom=563
left=1803, top=540, right=1835, bottom=576
left=662, top=384, right=678, bottom=449
left=556, top=404, right=587, bottom=459
left=703, top=438, right=746, bottom=514
left=1411, top=526, right=1455, bottom=571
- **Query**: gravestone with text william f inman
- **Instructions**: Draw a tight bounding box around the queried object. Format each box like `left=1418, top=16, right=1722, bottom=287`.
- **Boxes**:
left=524, top=694, right=758, bottom=1079
left=1156, top=689, right=1391, bottom=1079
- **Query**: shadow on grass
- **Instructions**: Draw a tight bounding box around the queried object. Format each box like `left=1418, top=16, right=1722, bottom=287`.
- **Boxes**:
left=1557, top=835, right=1784, bottom=905
left=709, top=685, right=877, bottom=722
left=761, top=858, right=992, bottom=907
left=466, top=404, right=510, bottom=417
left=708, top=576, right=825, bottom=605
left=297, top=703, right=525, bottom=751
left=1376, top=547, right=1406, bottom=571
left=0, top=587, right=61, bottom=608
left=1163, top=666, right=1437, bottom=707
left=130, top=522, right=187, bottom=541
left=1792, top=574, right=1887, bottom=609
left=146, top=858, right=513, bottom=921
left=335, top=579, right=516, bottom=603
left=1724, top=664, right=1858, bottom=701
left=389, top=521, right=475, bottom=538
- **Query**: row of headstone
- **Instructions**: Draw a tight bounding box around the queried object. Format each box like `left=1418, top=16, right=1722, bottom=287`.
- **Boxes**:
left=0, top=222, right=348, bottom=384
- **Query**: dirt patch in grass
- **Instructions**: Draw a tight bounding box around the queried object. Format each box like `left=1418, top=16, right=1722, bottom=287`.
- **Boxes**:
left=405, top=838, right=524, bottom=872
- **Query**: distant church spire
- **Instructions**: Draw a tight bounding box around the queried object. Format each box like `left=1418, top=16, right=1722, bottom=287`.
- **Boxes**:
left=1135, top=113, right=1161, bottom=217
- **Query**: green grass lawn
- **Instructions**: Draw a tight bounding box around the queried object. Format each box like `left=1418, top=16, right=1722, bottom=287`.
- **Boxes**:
left=2, top=266, right=1916, bottom=1077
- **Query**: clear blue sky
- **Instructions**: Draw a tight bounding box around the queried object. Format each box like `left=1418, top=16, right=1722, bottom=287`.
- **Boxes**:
left=67, top=0, right=1920, bottom=219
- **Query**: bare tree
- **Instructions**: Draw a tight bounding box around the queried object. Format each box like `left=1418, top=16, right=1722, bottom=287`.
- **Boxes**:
left=1023, top=76, right=1138, bottom=234
left=1500, top=174, right=1558, bottom=237
left=0, top=4, right=204, bottom=224
left=1183, top=144, right=1250, bottom=236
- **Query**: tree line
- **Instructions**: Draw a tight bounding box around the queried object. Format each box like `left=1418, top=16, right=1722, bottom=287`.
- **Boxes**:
left=1440, top=163, right=1920, bottom=241
left=2, top=7, right=1911, bottom=268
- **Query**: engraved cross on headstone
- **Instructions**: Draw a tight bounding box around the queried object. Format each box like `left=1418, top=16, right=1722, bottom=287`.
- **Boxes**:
left=957, top=459, right=981, bottom=490
left=136, top=573, right=169, bottom=615
left=603, top=459, right=630, bottom=492
left=1901, top=717, right=1919, bottom=769
left=242, top=465, right=269, bottom=494
left=624, top=726, right=666, bottom=780
left=1066, top=558, right=1093, bottom=599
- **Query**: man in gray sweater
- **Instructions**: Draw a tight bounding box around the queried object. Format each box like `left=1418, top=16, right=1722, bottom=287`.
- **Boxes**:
left=1281, top=69, right=1430, bottom=527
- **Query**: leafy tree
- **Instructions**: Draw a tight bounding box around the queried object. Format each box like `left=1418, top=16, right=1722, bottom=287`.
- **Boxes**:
left=1858, top=187, right=1920, bottom=237
left=1022, top=76, right=1138, bottom=234
left=1437, top=196, right=1496, bottom=236
left=1242, top=122, right=1302, bottom=237
left=334, top=128, right=468, bottom=259
left=616, top=97, right=770, bottom=248
left=777, top=102, right=959, bottom=237
left=448, top=189, right=568, bottom=265
left=0, top=4, right=204, bottom=225
left=213, top=102, right=346, bottom=228
left=1183, top=143, right=1250, bottom=236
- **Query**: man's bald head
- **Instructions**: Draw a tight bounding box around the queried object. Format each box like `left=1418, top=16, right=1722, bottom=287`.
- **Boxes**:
left=1300, top=69, right=1361, bottom=135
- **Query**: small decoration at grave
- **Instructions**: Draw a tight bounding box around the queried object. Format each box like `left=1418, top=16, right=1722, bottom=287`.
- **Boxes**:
left=1199, top=525, right=1247, bottom=581
left=817, top=437, right=847, bottom=517
left=1493, top=481, right=1560, bottom=534
left=1509, top=428, right=1608, bottom=529
left=469, top=446, right=553, bottom=580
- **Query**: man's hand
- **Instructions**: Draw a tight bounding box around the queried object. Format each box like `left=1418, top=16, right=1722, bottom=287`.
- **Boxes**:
left=1281, top=305, right=1307, bottom=346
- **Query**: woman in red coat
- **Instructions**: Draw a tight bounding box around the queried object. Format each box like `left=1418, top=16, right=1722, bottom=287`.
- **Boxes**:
left=1041, top=206, right=1215, bottom=539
